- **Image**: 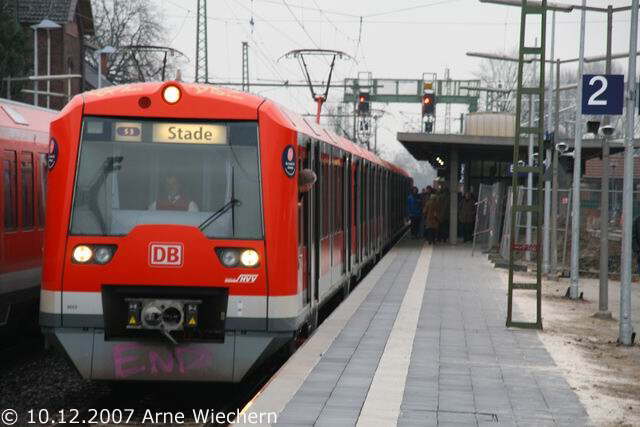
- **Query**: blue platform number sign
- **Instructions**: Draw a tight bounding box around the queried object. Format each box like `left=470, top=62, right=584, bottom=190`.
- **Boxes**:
left=582, top=74, right=624, bottom=115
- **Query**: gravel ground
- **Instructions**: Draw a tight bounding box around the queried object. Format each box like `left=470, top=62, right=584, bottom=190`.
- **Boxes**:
left=508, top=270, right=640, bottom=426
left=0, top=346, right=271, bottom=426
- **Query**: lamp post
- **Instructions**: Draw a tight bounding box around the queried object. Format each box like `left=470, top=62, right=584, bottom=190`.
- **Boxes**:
left=597, top=124, right=615, bottom=319
left=619, top=0, right=638, bottom=346
left=31, top=19, right=61, bottom=107
left=96, top=46, right=116, bottom=89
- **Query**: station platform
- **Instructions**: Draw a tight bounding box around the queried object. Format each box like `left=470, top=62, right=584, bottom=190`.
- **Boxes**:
left=236, top=239, right=589, bottom=426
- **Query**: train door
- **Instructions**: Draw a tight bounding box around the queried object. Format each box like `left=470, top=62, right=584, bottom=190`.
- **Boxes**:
left=313, top=141, right=320, bottom=306
left=1, top=150, right=17, bottom=270
left=359, top=162, right=365, bottom=262
left=367, top=163, right=372, bottom=258
left=297, top=138, right=311, bottom=306
left=362, top=162, right=368, bottom=261
left=318, top=142, right=331, bottom=297
left=344, top=154, right=351, bottom=278
left=353, top=160, right=360, bottom=269
left=331, top=149, right=345, bottom=285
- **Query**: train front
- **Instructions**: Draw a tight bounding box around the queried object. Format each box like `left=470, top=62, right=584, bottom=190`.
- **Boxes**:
left=41, top=82, right=299, bottom=382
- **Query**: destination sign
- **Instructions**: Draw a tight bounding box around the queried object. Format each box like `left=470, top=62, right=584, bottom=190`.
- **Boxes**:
left=152, top=123, right=227, bottom=144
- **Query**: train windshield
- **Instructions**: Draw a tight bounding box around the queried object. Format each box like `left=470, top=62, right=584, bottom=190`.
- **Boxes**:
left=70, top=117, right=263, bottom=239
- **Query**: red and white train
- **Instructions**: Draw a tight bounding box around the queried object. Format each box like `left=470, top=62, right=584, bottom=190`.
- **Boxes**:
left=0, top=99, right=54, bottom=332
left=41, top=82, right=411, bottom=382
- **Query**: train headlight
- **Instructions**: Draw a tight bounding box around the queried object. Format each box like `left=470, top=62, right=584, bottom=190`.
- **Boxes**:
left=162, top=85, right=181, bottom=104
left=220, top=249, right=240, bottom=267
left=216, top=248, right=260, bottom=268
left=240, top=249, right=260, bottom=267
left=94, top=246, right=114, bottom=264
left=72, top=245, right=93, bottom=263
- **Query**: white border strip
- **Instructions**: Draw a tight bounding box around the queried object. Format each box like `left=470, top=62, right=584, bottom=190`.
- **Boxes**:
left=232, top=245, right=401, bottom=427
left=40, top=290, right=300, bottom=319
left=357, top=243, right=431, bottom=427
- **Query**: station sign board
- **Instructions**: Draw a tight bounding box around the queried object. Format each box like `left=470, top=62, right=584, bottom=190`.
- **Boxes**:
left=581, top=74, right=624, bottom=115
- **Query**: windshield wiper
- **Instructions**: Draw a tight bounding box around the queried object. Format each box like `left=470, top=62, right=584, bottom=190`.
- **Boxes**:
left=198, top=198, right=241, bottom=231
left=77, top=156, right=123, bottom=234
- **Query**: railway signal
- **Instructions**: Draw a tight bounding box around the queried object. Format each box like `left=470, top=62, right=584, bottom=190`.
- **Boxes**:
left=422, top=93, right=435, bottom=117
left=357, top=92, right=370, bottom=114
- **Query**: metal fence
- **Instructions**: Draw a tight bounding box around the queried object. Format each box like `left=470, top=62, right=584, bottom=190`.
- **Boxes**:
left=499, top=182, right=640, bottom=275
left=472, top=182, right=506, bottom=255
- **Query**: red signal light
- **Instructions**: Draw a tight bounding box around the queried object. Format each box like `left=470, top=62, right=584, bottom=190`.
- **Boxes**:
left=422, top=94, right=435, bottom=116
left=357, top=93, right=370, bottom=114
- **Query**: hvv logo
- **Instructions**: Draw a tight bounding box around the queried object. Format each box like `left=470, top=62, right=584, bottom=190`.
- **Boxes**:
left=149, top=243, right=183, bottom=267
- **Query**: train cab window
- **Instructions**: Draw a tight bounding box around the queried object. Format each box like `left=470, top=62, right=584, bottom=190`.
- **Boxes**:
left=3, top=150, right=17, bottom=231
left=21, top=153, right=35, bottom=228
left=70, top=118, right=263, bottom=239
left=38, top=153, right=47, bottom=226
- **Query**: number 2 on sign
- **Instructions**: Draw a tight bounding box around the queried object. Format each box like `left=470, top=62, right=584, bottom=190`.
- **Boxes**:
left=588, top=75, right=608, bottom=106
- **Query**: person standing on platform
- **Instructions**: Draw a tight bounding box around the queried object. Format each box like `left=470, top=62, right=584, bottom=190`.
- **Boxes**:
left=437, top=185, right=450, bottom=243
left=421, top=186, right=434, bottom=238
left=423, top=193, right=440, bottom=244
left=408, top=186, right=422, bottom=238
left=459, top=191, right=477, bottom=243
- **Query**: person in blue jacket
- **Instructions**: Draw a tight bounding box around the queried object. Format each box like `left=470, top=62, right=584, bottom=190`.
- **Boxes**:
left=408, top=186, right=422, bottom=238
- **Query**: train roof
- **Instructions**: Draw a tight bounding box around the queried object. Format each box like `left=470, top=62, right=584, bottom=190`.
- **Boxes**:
left=78, top=82, right=410, bottom=177
left=0, top=98, right=57, bottom=133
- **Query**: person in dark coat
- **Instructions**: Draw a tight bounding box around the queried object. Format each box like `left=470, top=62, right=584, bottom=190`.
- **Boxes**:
left=436, top=185, right=449, bottom=242
left=459, top=191, right=476, bottom=243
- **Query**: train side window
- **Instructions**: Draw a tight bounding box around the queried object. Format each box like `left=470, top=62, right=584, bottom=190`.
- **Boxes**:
left=38, top=153, right=47, bottom=226
left=3, top=150, right=17, bottom=231
left=321, top=144, right=329, bottom=238
left=21, top=152, right=35, bottom=228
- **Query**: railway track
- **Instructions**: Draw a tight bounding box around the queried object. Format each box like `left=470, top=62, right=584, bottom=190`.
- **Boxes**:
left=0, top=332, right=43, bottom=366
left=0, top=339, right=288, bottom=427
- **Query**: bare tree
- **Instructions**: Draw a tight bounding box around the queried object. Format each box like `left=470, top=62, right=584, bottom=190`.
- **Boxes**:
left=473, top=48, right=541, bottom=113
left=87, top=0, right=180, bottom=84
left=0, top=1, right=28, bottom=97
left=473, top=50, right=518, bottom=113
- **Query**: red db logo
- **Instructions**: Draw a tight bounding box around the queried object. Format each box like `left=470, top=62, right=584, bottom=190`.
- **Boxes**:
left=149, top=243, right=183, bottom=267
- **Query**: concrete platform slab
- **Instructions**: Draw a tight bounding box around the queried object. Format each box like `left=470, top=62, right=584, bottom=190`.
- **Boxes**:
left=233, top=241, right=590, bottom=427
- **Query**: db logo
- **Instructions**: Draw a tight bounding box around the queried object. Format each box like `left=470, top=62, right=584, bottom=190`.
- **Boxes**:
left=149, top=243, right=183, bottom=267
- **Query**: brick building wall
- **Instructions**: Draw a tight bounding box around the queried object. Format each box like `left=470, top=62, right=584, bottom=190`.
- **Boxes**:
left=13, top=0, right=93, bottom=110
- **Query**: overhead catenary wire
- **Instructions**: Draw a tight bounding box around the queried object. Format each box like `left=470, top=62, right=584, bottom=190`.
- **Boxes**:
left=281, top=0, right=322, bottom=50
left=248, top=0, right=360, bottom=18
left=364, top=0, right=466, bottom=18
left=222, top=0, right=311, bottom=112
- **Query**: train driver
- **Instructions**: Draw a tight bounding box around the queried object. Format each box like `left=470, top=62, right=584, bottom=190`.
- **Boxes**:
left=148, top=174, right=199, bottom=212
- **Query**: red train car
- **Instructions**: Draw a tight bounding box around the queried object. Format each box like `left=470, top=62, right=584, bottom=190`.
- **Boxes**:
left=0, top=99, right=54, bottom=331
left=41, top=82, right=410, bottom=382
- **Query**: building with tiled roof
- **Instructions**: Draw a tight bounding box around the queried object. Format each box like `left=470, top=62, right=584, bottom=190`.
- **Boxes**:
left=7, top=0, right=94, bottom=110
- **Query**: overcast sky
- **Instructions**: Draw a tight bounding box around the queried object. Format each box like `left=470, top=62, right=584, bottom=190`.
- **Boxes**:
left=155, top=0, right=637, bottom=162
